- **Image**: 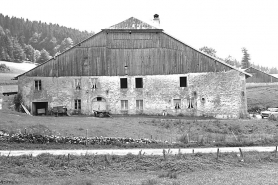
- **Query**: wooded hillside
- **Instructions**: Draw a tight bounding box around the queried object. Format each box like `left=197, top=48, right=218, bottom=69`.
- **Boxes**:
left=0, top=13, right=94, bottom=64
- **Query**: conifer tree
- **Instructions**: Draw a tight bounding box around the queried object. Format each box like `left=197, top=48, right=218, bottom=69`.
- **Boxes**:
left=241, top=47, right=251, bottom=69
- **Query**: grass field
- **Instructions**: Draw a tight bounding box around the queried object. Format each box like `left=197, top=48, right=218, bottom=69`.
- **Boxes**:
left=247, top=84, right=278, bottom=110
left=1, top=108, right=278, bottom=149
left=1, top=152, right=278, bottom=185
left=0, top=61, right=36, bottom=85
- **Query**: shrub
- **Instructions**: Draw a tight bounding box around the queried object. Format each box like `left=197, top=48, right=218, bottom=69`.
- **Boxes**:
left=0, top=64, right=10, bottom=72
left=177, top=134, right=189, bottom=144
left=158, top=171, right=178, bottom=179
left=13, top=93, right=23, bottom=112
left=141, top=178, right=158, bottom=185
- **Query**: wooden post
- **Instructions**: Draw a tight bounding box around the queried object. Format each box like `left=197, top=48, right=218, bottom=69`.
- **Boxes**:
left=275, top=146, right=277, bottom=158
left=68, top=153, right=70, bottom=165
left=25, top=128, right=27, bottom=135
left=86, top=129, right=88, bottom=146
left=239, top=148, right=244, bottom=161
left=216, top=148, right=220, bottom=161
left=192, top=149, right=194, bottom=154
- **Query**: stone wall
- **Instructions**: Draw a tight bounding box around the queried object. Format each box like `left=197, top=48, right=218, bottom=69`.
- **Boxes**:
left=18, top=70, right=248, bottom=118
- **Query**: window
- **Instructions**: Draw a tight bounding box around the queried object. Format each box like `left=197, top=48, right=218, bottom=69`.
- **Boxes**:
left=75, top=79, right=81, bottom=90
left=97, top=97, right=102, bottom=101
left=135, top=78, right=143, bottom=88
left=121, top=100, right=128, bottom=110
left=91, top=78, right=97, bottom=90
left=180, top=77, right=187, bottom=87
left=136, top=100, right=143, bottom=110
left=188, top=98, right=194, bottom=109
left=35, top=80, right=42, bottom=91
left=74, top=99, right=81, bottom=110
left=120, top=78, right=128, bottom=89
left=174, top=99, right=181, bottom=109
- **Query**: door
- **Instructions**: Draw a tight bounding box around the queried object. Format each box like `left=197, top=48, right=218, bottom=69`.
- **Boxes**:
left=92, top=97, right=107, bottom=111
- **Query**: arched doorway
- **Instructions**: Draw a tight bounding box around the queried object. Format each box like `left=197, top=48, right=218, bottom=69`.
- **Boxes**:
left=92, top=96, right=107, bottom=112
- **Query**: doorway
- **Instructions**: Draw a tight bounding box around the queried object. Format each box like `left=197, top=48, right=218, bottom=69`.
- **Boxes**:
left=92, top=97, right=107, bottom=112
left=32, top=102, right=48, bottom=115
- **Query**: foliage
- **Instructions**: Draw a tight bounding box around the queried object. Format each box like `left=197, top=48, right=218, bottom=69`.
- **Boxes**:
left=241, top=47, right=251, bottom=69
left=0, top=13, right=94, bottom=62
left=13, top=93, right=23, bottom=111
left=0, top=63, right=10, bottom=72
left=37, top=49, right=51, bottom=64
left=199, top=46, right=217, bottom=57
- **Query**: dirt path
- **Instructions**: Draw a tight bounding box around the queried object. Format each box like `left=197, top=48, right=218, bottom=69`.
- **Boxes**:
left=0, top=146, right=276, bottom=156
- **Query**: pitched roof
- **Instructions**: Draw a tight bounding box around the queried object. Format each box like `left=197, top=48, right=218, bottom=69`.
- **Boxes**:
left=244, top=67, right=278, bottom=79
left=105, top=17, right=159, bottom=30
left=14, top=17, right=251, bottom=79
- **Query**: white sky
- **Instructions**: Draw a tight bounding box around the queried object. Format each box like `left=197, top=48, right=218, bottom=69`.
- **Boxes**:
left=0, top=0, right=277, bottom=68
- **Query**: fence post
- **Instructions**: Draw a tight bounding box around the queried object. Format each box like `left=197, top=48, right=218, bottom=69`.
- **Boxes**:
left=275, top=146, right=277, bottom=158
left=239, top=148, right=244, bottom=162
left=68, top=153, right=70, bottom=165
left=86, top=129, right=88, bottom=146
left=216, top=148, right=220, bottom=161
left=192, top=149, right=194, bottom=154
left=25, top=128, right=27, bottom=135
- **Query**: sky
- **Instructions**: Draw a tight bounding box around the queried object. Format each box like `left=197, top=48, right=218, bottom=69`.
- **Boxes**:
left=0, top=0, right=277, bottom=68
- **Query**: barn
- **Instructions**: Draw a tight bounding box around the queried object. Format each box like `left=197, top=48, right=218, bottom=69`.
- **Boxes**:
left=244, top=67, right=278, bottom=83
left=15, top=15, right=251, bottom=118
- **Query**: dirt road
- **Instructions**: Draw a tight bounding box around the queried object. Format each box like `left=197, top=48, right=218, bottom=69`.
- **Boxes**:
left=0, top=146, right=276, bottom=156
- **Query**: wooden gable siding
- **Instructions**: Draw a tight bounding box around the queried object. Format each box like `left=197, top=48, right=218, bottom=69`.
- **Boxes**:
left=25, top=59, right=58, bottom=77
left=23, top=31, right=234, bottom=77
left=245, top=68, right=278, bottom=83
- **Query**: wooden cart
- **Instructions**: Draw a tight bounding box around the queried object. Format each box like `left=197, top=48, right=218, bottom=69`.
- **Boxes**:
left=93, top=110, right=111, bottom=118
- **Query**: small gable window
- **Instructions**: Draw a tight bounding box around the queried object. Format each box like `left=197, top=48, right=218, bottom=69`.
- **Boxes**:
left=35, top=80, right=42, bottom=91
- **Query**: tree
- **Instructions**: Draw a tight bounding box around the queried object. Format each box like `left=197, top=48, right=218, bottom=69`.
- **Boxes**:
left=24, top=44, right=35, bottom=62
left=37, top=49, right=50, bottom=64
left=12, top=37, right=25, bottom=62
left=59, top=37, right=73, bottom=52
left=34, top=50, right=41, bottom=63
left=199, top=46, right=217, bottom=57
left=241, top=47, right=250, bottom=69
left=224, top=55, right=241, bottom=68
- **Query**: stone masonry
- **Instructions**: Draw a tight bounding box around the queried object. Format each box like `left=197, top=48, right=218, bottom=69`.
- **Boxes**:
left=18, top=70, right=248, bottom=118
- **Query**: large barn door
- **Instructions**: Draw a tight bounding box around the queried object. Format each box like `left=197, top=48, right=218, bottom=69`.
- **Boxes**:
left=92, top=97, right=107, bottom=112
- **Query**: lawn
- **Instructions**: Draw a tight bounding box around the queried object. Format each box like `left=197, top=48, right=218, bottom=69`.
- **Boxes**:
left=1, top=109, right=278, bottom=149
left=247, top=84, right=278, bottom=110
left=1, top=152, right=278, bottom=185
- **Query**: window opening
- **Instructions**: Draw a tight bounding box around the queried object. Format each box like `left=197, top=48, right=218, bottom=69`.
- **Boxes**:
left=136, top=100, right=143, bottom=110
left=74, top=99, right=81, bottom=110
left=135, top=78, right=143, bottom=88
left=174, top=99, right=181, bottom=109
left=188, top=98, right=194, bottom=109
left=121, top=100, right=128, bottom=110
left=91, top=78, right=97, bottom=90
left=97, top=97, right=102, bottom=101
left=180, top=77, right=187, bottom=87
left=75, top=79, right=81, bottom=90
left=120, top=78, right=128, bottom=88
left=35, top=80, right=42, bottom=91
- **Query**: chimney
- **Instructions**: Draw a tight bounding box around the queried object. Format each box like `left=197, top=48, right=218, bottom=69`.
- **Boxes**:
left=153, top=14, right=160, bottom=28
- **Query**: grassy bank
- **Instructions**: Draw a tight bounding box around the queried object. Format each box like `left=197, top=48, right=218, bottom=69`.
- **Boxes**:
left=0, top=152, right=278, bottom=185
left=1, top=110, right=278, bottom=149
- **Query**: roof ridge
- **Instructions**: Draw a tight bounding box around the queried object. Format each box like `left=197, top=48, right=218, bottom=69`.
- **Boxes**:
left=105, top=17, right=159, bottom=30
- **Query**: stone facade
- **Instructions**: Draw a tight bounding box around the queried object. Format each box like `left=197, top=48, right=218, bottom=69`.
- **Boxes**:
left=18, top=70, right=248, bottom=118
